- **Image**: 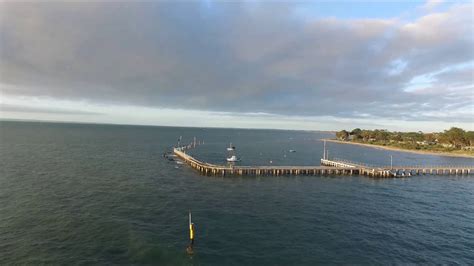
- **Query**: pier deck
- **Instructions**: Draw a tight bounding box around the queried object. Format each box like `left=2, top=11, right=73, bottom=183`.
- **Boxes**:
left=173, top=148, right=474, bottom=177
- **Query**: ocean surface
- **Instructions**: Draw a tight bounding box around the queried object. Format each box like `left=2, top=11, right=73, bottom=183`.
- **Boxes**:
left=1, top=121, right=473, bottom=265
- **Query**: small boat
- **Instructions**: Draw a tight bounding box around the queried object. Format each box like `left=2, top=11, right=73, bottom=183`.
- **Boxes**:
left=389, top=170, right=398, bottom=177
left=227, top=155, right=240, bottom=162
left=227, top=143, right=236, bottom=151
left=163, top=152, right=176, bottom=158
left=176, top=161, right=184, bottom=165
left=289, top=150, right=296, bottom=153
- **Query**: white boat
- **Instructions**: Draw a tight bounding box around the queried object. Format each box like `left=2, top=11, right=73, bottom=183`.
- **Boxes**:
left=226, top=155, right=240, bottom=162
left=227, top=142, right=235, bottom=151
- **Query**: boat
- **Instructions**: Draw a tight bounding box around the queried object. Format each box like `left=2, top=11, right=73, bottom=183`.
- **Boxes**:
left=227, top=142, right=236, bottom=151
left=226, top=143, right=239, bottom=162
left=227, top=155, right=240, bottom=162
left=289, top=149, right=296, bottom=153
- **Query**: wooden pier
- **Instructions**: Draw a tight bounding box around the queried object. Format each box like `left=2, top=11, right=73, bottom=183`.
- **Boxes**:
left=173, top=147, right=474, bottom=178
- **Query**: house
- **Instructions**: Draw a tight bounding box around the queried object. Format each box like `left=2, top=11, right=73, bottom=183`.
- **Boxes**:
left=416, top=141, right=429, bottom=145
left=441, top=143, right=454, bottom=148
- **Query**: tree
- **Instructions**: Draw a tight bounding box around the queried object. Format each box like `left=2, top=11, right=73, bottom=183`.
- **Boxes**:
left=443, top=127, right=466, bottom=148
left=465, top=131, right=474, bottom=146
left=389, top=133, right=402, bottom=142
left=336, top=130, right=349, bottom=140
left=403, top=132, right=424, bottom=143
left=351, top=128, right=362, bottom=136
left=374, top=129, right=389, bottom=142
left=423, top=133, right=436, bottom=143
left=360, top=130, right=372, bottom=141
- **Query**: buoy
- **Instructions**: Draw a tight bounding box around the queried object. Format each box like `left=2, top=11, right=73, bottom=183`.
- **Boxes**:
left=186, top=211, right=195, bottom=255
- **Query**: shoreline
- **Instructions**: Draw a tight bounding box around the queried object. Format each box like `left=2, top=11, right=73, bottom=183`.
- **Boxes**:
left=322, top=139, right=474, bottom=159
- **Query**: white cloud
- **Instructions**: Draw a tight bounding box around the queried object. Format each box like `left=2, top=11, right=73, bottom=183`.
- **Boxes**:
left=422, top=0, right=444, bottom=11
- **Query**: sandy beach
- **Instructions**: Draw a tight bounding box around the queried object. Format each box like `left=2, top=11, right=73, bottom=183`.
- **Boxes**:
left=322, top=139, right=474, bottom=159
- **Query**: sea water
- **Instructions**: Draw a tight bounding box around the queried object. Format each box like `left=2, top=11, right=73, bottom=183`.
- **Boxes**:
left=1, top=121, right=473, bottom=265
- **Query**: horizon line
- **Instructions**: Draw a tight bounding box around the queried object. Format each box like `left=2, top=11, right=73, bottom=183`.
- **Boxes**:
left=1, top=118, right=467, bottom=134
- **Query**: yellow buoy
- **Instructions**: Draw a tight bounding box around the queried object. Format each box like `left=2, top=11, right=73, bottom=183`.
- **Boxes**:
left=186, top=211, right=195, bottom=255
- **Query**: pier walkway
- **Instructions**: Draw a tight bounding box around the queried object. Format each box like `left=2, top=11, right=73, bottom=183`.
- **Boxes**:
left=173, top=147, right=474, bottom=178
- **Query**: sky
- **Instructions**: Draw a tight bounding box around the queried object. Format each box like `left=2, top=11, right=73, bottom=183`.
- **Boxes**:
left=0, top=0, right=473, bottom=132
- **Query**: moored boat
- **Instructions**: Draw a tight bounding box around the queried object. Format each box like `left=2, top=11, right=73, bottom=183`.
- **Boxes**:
left=227, top=142, right=236, bottom=151
left=226, top=155, right=240, bottom=162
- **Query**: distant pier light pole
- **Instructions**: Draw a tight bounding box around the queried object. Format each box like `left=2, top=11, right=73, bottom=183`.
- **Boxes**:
left=323, top=140, right=326, bottom=160
left=390, top=155, right=393, bottom=170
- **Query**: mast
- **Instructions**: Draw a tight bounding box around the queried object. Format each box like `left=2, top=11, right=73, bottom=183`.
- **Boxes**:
left=323, top=140, right=326, bottom=160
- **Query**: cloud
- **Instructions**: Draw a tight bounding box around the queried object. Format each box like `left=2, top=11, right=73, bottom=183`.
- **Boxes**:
left=0, top=103, right=102, bottom=115
left=422, top=0, right=444, bottom=11
left=0, top=1, right=472, bottom=124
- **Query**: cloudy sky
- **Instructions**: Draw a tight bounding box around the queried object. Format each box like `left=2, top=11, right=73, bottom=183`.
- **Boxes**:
left=0, top=0, right=473, bottom=131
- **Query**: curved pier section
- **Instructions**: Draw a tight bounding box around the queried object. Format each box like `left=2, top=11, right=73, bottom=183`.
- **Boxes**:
left=174, top=147, right=473, bottom=178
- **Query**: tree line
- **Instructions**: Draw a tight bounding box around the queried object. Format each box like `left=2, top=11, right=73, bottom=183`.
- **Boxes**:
left=336, top=127, right=474, bottom=150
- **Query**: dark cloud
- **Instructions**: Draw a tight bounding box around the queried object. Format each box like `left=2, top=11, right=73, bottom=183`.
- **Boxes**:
left=0, top=1, right=472, bottom=123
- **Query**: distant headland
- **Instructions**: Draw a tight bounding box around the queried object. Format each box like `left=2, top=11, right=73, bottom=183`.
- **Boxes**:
left=329, top=127, right=474, bottom=158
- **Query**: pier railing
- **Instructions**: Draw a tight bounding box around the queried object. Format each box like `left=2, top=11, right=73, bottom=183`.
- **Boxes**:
left=331, top=157, right=474, bottom=170
left=331, top=157, right=376, bottom=168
